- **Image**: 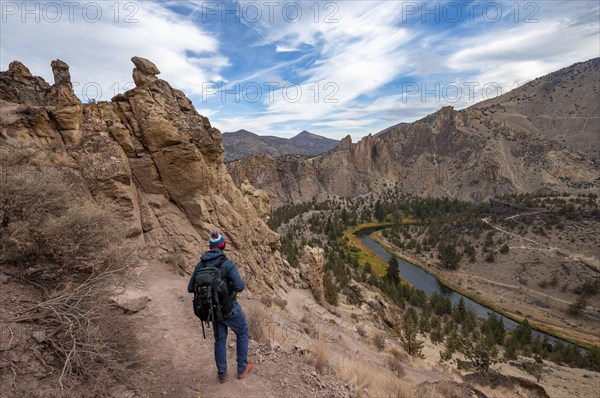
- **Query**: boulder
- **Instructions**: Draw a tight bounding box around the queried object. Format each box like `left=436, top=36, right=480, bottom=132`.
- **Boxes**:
left=131, top=56, right=161, bottom=75
left=110, top=288, right=151, bottom=313
left=241, top=180, right=271, bottom=221
left=299, top=246, right=324, bottom=302
left=346, top=280, right=402, bottom=330
left=131, top=56, right=160, bottom=87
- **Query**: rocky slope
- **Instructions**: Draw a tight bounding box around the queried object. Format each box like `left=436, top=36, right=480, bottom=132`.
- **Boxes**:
left=0, top=57, right=284, bottom=292
left=2, top=57, right=595, bottom=398
left=228, top=58, right=600, bottom=206
left=223, top=129, right=338, bottom=162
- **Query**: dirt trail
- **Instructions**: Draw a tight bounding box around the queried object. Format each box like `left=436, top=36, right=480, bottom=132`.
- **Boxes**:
left=481, top=217, right=600, bottom=271
left=457, top=272, right=572, bottom=305
left=129, top=260, right=313, bottom=398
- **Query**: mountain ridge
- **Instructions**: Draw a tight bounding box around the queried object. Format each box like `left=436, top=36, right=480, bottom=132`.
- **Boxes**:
left=228, top=58, right=600, bottom=207
left=222, top=128, right=339, bottom=162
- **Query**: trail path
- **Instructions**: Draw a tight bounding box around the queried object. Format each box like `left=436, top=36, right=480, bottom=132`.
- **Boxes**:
left=129, top=260, right=319, bottom=398
left=456, top=272, right=572, bottom=305
left=481, top=217, right=600, bottom=272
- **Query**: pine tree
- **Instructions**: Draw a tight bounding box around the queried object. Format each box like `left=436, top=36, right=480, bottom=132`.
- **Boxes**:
left=400, top=307, right=425, bottom=358
left=460, top=332, right=500, bottom=372
left=481, top=313, right=506, bottom=345
left=439, top=243, right=462, bottom=269
left=385, top=255, right=400, bottom=285
left=452, top=297, right=467, bottom=324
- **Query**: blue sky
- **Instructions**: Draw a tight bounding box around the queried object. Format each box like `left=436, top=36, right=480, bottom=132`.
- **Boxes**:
left=1, top=1, right=599, bottom=140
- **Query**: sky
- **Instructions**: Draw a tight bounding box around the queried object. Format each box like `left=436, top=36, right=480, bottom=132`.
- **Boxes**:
left=1, top=0, right=599, bottom=140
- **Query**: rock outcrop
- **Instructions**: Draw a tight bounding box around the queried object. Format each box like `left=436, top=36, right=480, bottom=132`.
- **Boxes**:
left=0, top=57, right=286, bottom=293
left=346, top=280, right=403, bottom=330
left=282, top=246, right=325, bottom=302
left=131, top=56, right=160, bottom=87
left=228, top=58, right=600, bottom=205
left=298, top=246, right=324, bottom=302
left=240, top=180, right=271, bottom=222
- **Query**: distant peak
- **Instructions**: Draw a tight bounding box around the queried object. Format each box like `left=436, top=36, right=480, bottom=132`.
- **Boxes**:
left=292, top=130, right=314, bottom=139
left=338, top=135, right=352, bottom=150
left=226, top=129, right=257, bottom=136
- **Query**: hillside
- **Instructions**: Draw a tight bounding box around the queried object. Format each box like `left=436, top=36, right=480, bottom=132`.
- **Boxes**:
left=228, top=58, right=600, bottom=206
left=2, top=57, right=599, bottom=398
left=223, top=129, right=339, bottom=162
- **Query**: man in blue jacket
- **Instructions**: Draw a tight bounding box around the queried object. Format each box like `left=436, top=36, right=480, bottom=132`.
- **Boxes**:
left=188, top=231, right=253, bottom=383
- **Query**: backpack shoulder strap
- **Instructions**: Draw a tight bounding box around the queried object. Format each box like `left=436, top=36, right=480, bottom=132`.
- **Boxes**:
left=215, top=256, right=227, bottom=269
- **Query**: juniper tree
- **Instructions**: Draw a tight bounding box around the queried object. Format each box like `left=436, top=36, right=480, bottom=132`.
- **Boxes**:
left=385, top=255, right=400, bottom=285
left=460, top=331, right=500, bottom=372
left=439, top=243, right=462, bottom=269
left=400, top=307, right=425, bottom=358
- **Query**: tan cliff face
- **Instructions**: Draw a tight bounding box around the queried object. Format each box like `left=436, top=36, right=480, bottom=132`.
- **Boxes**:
left=228, top=59, right=600, bottom=205
left=0, top=57, right=285, bottom=292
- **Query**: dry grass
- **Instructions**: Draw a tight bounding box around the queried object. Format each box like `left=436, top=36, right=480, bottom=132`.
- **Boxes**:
left=387, top=355, right=406, bottom=377
left=334, top=355, right=413, bottom=398
left=314, top=340, right=329, bottom=373
left=0, top=157, right=137, bottom=396
left=245, top=303, right=270, bottom=344
left=414, top=381, right=481, bottom=398
left=390, top=347, right=409, bottom=362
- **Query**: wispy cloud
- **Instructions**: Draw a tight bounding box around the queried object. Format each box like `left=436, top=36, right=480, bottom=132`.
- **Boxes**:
left=1, top=2, right=227, bottom=100
left=1, top=0, right=598, bottom=139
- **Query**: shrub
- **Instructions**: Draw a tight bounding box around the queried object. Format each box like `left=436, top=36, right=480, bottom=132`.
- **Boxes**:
left=245, top=304, right=270, bottom=343
left=374, top=333, right=386, bottom=352
left=323, top=272, right=339, bottom=306
left=357, top=325, right=367, bottom=337
left=387, top=355, right=405, bottom=377
left=567, top=296, right=588, bottom=315
left=314, top=341, right=329, bottom=373
left=439, top=243, right=462, bottom=270
left=0, top=159, right=136, bottom=394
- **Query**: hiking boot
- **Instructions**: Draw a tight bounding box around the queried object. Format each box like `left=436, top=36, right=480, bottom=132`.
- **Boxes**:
left=219, top=375, right=227, bottom=384
left=237, top=359, right=253, bottom=379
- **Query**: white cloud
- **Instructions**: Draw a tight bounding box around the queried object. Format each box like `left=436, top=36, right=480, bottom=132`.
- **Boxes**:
left=275, top=45, right=298, bottom=53
left=445, top=6, right=600, bottom=100
left=0, top=2, right=228, bottom=101
left=222, top=1, right=416, bottom=132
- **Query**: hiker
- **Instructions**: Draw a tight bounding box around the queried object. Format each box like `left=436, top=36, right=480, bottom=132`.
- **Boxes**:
left=187, top=231, right=253, bottom=383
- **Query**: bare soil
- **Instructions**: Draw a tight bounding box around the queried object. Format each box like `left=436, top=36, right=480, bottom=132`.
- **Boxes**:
left=126, top=260, right=352, bottom=398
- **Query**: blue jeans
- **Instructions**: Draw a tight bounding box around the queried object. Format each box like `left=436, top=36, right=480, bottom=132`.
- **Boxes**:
left=213, top=302, right=249, bottom=377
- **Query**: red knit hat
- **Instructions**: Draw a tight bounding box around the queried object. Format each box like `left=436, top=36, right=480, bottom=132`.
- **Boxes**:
left=209, top=231, right=226, bottom=249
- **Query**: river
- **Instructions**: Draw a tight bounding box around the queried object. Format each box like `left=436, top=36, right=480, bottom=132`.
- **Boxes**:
left=356, top=227, right=573, bottom=347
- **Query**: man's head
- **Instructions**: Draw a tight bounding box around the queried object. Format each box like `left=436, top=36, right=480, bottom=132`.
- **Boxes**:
left=209, top=230, right=226, bottom=250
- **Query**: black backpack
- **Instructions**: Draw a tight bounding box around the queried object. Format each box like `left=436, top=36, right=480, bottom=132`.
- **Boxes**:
left=192, top=257, right=234, bottom=338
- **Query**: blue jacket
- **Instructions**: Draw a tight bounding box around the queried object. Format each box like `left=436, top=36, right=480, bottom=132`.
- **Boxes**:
left=187, top=249, right=245, bottom=293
